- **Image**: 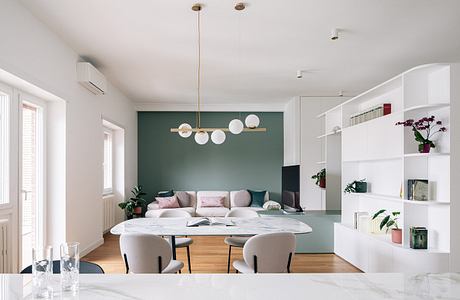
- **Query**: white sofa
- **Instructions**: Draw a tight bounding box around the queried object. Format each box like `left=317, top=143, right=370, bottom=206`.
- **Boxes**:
left=145, top=190, right=270, bottom=218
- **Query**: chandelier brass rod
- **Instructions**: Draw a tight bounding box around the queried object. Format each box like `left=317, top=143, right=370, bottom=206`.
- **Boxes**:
left=171, top=127, right=267, bottom=133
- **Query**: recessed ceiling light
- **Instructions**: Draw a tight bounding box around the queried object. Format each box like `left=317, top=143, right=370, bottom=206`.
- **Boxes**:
left=331, top=28, right=339, bottom=40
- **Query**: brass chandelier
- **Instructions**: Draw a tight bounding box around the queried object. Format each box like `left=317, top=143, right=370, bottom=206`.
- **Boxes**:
left=170, top=3, right=266, bottom=145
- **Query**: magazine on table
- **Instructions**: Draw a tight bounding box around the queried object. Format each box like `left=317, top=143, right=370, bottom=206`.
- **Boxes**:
left=186, top=217, right=235, bottom=227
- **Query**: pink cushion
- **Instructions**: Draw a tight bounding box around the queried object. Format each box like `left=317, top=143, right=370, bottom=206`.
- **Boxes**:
left=156, top=196, right=180, bottom=209
left=200, top=196, right=225, bottom=207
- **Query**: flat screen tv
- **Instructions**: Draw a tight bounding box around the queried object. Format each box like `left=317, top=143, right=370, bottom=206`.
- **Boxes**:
left=282, top=165, right=301, bottom=211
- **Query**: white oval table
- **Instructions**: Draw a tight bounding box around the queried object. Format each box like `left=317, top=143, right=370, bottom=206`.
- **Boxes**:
left=111, top=217, right=312, bottom=259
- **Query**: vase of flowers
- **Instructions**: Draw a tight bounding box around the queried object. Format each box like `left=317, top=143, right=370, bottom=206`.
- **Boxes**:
left=396, top=116, right=447, bottom=153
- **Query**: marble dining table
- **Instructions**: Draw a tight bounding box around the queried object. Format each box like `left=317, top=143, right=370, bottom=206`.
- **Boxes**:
left=110, top=217, right=312, bottom=259
left=2, top=273, right=460, bottom=300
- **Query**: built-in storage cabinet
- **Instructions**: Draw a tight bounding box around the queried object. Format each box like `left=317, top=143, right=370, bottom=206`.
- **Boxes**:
left=320, top=63, right=457, bottom=272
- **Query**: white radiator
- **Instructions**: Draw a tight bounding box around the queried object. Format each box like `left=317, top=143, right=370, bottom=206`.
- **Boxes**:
left=103, top=196, right=116, bottom=232
left=0, top=219, right=9, bottom=273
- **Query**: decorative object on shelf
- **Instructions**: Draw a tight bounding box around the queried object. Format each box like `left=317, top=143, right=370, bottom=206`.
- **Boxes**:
left=332, top=125, right=341, bottom=133
left=407, top=179, right=429, bottom=201
left=312, top=168, right=326, bottom=188
left=353, top=212, right=369, bottom=230
left=350, top=103, right=391, bottom=126
left=170, top=3, right=266, bottom=145
left=344, top=179, right=367, bottom=193
left=118, top=186, right=147, bottom=219
left=372, top=209, right=401, bottom=244
left=396, top=116, right=447, bottom=153
left=410, top=227, right=428, bottom=249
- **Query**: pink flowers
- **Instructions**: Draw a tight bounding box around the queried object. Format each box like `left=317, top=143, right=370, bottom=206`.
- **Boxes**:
left=396, top=115, right=447, bottom=153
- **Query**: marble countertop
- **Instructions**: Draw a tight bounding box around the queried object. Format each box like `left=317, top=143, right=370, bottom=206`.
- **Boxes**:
left=110, top=217, right=312, bottom=236
left=2, top=273, right=459, bottom=300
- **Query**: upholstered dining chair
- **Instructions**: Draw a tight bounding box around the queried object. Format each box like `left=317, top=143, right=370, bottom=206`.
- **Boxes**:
left=159, top=209, right=193, bottom=273
left=232, top=232, right=296, bottom=273
left=224, top=209, right=260, bottom=273
left=119, top=233, right=184, bottom=274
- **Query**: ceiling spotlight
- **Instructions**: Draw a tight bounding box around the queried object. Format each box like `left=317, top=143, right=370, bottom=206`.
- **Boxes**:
left=297, top=70, right=303, bottom=79
left=339, top=90, right=344, bottom=97
left=234, top=2, right=246, bottom=10
left=331, top=28, right=339, bottom=40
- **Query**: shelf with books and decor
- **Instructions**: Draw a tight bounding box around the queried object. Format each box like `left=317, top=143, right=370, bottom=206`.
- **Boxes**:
left=319, top=63, right=458, bottom=273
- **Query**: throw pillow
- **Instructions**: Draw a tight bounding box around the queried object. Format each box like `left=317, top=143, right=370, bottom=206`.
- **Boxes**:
left=176, top=191, right=191, bottom=207
left=233, top=190, right=251, bottom=207
left=157, top=190, right=174, bottom=197
left=248, top=190, right=266, bottom=207
left=156, top=195, right=180, bottom=209
left=200, top=196, right=225, bottom=207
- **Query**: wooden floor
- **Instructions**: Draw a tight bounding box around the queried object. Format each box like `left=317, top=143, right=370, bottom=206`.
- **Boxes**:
left=83, top=233, right=361, bottom=273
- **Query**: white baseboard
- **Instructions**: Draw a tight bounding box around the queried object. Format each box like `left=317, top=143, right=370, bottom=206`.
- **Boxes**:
left=80, top=237, right=104, bottom=257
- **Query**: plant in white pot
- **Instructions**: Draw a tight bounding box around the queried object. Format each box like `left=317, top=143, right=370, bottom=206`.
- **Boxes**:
left=372, top=209, right=401, bottom=244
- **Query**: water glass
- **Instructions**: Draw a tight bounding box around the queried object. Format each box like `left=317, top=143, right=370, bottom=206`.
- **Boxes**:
left=60, top=242, right=80, bottom=292
left=32, top=246, right=53, bottom=299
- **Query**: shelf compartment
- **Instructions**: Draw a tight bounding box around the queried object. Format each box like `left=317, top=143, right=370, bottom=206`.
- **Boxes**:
left=338, top=223, right=448, bottom=253
left=404, top=152, right=450, bottom=158
left=403, top=103, right=450, bottom=113
left=316, top=130, right=341, bottom=139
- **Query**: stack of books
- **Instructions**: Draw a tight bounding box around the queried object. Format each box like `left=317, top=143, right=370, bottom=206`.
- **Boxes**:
left=350, top=103, right=391, bottom=126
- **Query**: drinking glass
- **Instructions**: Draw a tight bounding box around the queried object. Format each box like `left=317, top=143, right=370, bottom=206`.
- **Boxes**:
left=60, top=242, right=80, bottom=292
left=32, top=246, right=53, bottom=299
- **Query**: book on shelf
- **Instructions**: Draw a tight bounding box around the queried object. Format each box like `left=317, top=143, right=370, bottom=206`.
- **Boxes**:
left=186, top=217, right=235, bottom=227
left=407, top=179, right=429, bottom=201
left=349, top=103, right=392, bottom=126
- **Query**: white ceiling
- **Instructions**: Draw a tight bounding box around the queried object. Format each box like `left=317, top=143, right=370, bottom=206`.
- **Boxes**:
left=20, top=0, right=460, bottom=105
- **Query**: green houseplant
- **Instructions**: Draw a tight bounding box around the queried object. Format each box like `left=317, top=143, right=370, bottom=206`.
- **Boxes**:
left=312, top=168, right=326, bottom=188
left=118, top=186, right=147, bottom=219
left=372, top=209, right=401, bottom=244
left=344, top=179, right=367, bottom=193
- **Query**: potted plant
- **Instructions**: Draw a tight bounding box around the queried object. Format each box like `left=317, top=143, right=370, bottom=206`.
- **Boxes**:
left=372, top=209, right=401, bottom=244
left=312, top=168, right=326, bottom=188
left=118, top=186, right=147, bottom=219
left=344, top=179, right=367, bottom=193
left=396, top=116, right=447, bottom=153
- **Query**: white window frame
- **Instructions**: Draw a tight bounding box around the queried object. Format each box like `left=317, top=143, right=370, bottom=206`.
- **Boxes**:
left=0, top=82, right=13, bottom=208
left=103, top=127, right=113, bottom=195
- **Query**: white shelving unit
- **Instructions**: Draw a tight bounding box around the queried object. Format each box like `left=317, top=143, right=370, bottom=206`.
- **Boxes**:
left=318, top=63, right=460, bottom=272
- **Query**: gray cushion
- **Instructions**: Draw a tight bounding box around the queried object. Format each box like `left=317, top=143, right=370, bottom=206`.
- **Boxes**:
left=176, top=191, right=191, bottom=207
left=233, top=190, right=251, bottom=207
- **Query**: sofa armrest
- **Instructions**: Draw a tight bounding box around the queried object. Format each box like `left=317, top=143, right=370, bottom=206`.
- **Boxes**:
left=147, top=201, right=160, bottom=211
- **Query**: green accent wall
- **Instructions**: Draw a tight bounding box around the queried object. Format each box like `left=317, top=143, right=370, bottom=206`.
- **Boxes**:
left=138, top=112, right=283, bottom=203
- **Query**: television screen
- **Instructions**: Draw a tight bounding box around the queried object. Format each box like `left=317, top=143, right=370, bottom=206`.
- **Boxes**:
left=282, top=165, right=300, bottom=210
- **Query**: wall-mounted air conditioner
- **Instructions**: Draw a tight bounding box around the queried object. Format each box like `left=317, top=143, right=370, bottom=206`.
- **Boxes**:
left=76, top=62, right=107, bottom=95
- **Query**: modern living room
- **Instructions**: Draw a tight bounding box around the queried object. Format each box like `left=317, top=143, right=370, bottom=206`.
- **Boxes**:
left=1, top=0, right=460, bottom=299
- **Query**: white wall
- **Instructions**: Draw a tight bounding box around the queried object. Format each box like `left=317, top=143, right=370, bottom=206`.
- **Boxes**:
left=0, top=0, right=137, bottom=264
left=283, top=97, right=301, bottom=166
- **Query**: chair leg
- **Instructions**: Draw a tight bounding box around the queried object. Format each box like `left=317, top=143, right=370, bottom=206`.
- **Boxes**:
left=178, top=269, right=181, bottom=274
left=187, top=246, right=192, bottom=273
left=227, top=245, right=232, bottom=273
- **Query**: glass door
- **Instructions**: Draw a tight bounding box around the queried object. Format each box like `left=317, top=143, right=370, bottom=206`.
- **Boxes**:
left=21, top=99, right=45, bottom=270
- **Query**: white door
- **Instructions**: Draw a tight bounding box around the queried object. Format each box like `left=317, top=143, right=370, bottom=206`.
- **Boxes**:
left=20, top=95, right=46, bottom=270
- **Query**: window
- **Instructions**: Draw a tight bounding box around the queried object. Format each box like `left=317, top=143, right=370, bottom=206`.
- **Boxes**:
left=103, top=128, right=113, bottom=195
left=0, top=90, right=10, bottom=205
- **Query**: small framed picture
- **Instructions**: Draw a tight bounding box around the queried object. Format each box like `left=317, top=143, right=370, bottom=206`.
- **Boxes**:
left=407, top=179, right=429, bottom=201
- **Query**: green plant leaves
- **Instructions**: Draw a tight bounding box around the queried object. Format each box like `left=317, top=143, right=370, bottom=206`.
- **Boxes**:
left=379, top=215, right=390, bottom=230
left=372, top=209, right=386, bottom=219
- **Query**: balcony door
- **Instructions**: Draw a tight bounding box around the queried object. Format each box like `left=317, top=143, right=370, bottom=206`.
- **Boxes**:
left=20, top=97, right=46, bottom=270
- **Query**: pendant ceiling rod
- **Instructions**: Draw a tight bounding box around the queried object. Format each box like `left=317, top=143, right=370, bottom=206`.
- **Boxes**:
left=193, top=3, right=202, bottom=129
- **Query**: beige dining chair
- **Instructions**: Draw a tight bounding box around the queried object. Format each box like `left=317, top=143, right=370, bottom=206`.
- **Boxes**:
left=224, top=209, right=260, bottom=273
left=232, top=232, right=296, bottom=273
left=119, top=233, right=184, bottom=274
left=159, top=209, right=193, bottom=273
